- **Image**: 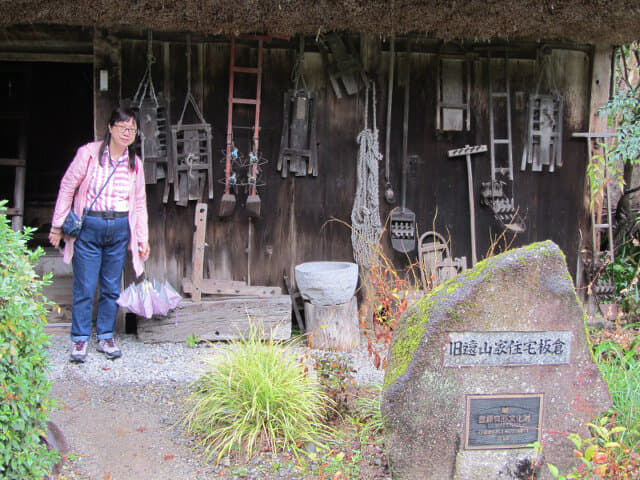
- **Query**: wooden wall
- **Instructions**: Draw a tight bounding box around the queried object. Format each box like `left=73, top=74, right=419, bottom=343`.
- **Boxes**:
left=115, top=36, right=591, bottom=290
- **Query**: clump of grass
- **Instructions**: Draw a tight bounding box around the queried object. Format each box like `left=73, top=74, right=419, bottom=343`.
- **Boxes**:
left=183, top=329, right=333, bottom=464
left=352, top=383, right=385, bottom=441
left=592, top=334, right=640, bottom=447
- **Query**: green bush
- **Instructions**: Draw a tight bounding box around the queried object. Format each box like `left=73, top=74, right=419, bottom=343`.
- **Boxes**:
left=0, top=201, right=58, bottom=479
left=593, top=336, right=640, bottom=447
left=183, top=329, right=332, bottom=464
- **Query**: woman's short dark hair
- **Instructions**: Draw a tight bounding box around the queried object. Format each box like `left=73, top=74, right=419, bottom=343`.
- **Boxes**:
left=98, top=106, right=139, bottom=170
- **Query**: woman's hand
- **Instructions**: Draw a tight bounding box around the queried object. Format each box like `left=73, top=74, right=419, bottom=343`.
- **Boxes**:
left=138, top=241, right=150, bottom=260
left=49, top=228, right=62, bottom=249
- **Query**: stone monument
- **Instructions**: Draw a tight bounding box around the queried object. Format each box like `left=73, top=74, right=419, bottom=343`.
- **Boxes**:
left=382, top=241, right=611, bottom=480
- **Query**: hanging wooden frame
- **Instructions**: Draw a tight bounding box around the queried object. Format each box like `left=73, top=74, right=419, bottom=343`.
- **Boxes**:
left=521, top=93, right=563, bottom=172
left=170, top=35, right=214, bottom=207
left=436, top=54, right=472, bottom=132
left=277, top=36, right=318, bottom=177
left=122, top=30, right=171, bottom=189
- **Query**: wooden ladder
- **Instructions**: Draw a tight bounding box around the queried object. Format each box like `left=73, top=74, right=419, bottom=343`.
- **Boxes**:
left=224, top=35, right=264, bottom=202
left=488, top=49, right=514, bottom=182
left=572, top=132, right=617, bottom=265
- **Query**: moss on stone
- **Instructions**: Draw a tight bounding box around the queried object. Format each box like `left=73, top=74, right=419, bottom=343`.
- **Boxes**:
left=385, top=241, right=566, bottom=387
left=385, top=298, right=435, bottom=386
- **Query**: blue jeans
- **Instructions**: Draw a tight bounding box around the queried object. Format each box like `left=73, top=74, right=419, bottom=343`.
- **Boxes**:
left=71, top=215, right=130, bottom=342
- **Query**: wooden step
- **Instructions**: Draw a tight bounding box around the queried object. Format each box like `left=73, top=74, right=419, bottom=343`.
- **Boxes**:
left=136, top=295, right=291, bottom=343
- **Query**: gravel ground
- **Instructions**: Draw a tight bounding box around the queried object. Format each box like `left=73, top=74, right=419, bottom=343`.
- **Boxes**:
left=46, top=334, right=386, bottom=387
left=46, top=333, right=388, bottom=480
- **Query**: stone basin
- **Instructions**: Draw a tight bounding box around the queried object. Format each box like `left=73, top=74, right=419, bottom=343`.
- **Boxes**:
left=294, top=261, right=358, bottom=306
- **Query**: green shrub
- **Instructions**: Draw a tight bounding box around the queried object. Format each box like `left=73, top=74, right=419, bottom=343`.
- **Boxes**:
left=593, top=336, right=640, bottom=447
left=0, top=201, right=58, bottom=479
left=183, top=329, right=332, bottom=464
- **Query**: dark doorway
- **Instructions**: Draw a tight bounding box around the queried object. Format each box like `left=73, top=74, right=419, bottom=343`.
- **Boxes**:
left=0, top=61, right=93, bottom=246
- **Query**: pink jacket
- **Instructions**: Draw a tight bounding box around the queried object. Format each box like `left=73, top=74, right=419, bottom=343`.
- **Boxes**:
left=52, top=141, right=149, bottom=278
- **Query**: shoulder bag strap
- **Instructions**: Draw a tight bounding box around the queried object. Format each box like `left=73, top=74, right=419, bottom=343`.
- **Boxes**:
left=84, top=158, right=126, bottom=214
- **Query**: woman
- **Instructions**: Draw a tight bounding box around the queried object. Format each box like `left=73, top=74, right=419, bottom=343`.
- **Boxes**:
left=49, top=107, right=150, bottom=363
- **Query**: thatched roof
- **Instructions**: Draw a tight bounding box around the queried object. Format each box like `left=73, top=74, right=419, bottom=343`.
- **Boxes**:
left=1, top=0, right=638, bottom=44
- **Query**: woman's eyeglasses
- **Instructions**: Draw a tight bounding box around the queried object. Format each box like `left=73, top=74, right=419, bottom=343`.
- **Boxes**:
left=115, top=125, right=137, bottom=135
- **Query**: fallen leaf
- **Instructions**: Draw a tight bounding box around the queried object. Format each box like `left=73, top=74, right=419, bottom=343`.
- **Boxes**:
left=164, top=455, right=175, bottom=461
left=373, top=351, right=381, bottom=369
left=103, top=473, right=111, bottom=480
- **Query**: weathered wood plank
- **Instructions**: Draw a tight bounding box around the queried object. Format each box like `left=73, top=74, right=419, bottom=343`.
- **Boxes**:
left=0, top=158, right=25, bottom=167
left=182, top=278, right=281, bottom=297
left=136, top=295, right=292, bottom=343
left=0, top=52, right=93, bottom=63
left=191, top=202, right=208, bottom=301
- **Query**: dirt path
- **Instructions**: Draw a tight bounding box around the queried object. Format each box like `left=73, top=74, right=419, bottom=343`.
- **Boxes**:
left=50, top=376, right=214, bottom=480
left=46, top=335, right=389, bottom=480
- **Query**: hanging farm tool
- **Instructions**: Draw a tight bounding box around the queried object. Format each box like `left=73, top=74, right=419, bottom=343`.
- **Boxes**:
left=220, top=35, right=267, bottom=218
left=383, top=35, right=396, bottom=204
left=278, top=36, right=318, bottom=178
left=317, top=32, right=368, bottom=99
left=481, top=49, right=526, bottom=232
left=351, top=79, right=383, bottom=268
left=390, top=40, right=416, bottom=253
left=170, top=34, right=214, bottom=207
left=418, top=231, right=467, bottom=289
left=521, top=48, right=564, bottom=173
left=448, top=144, right=487, bottom=266
left=122, top=30, right=170, bottom=194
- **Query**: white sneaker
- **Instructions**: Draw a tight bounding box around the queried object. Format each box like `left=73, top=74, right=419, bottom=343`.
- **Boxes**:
left=70, top=341, right=88, bottom=363
left=97, top=338, right=122, bottom=359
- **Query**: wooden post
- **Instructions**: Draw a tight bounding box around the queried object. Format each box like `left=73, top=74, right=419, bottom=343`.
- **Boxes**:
left=93, top=30, right=121, bottom=139
left=304, top=296, right=360, bottom=351
left=578, top=45, right=614, bottom=311
left=585, top=45, right=614, bottom=254
left=191, top=203, right=208, bottom=301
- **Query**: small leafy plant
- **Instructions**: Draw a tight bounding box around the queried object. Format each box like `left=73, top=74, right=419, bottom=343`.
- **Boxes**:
left=185, top=333, right=202, bottom=347
left=545, top=416, right=640, bottom=479
left=183, top=327, right=333, bottom=463
left=0, top=200, right=59, bottom=479
left=592, top=336, right=640, bottom=446
left=313, top=353, right=357, bottom=417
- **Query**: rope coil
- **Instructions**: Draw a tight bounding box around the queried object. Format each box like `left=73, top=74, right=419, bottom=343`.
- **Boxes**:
left=351, top=80, right=383, bottom=268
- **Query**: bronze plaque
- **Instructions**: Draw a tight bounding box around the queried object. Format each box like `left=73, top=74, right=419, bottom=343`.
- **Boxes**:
left=465, top=394, right=543, bottom=449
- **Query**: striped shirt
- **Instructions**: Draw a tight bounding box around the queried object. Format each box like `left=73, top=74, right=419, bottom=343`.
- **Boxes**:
left=86, top=146, right=131, bottom=212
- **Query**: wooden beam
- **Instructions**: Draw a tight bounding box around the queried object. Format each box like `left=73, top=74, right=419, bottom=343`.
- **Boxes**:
left=0, top=52, right=93, bottom=63
left=588, top=46, right=614, bottom=134
left=182, top=278, right=282, bottom=297
left=136, top=296, right=292, bottom=343
left=0, top=158, right=26, bottom=167
left=0, top=208, right=23, bottom=216
left=0, top=40, right=92, bottom=50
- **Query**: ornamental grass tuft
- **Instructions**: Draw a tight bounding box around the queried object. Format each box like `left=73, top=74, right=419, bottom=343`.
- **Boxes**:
left=183, top=328, right=333, bottom=463
left=592, top=335, right=640, bottom=448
